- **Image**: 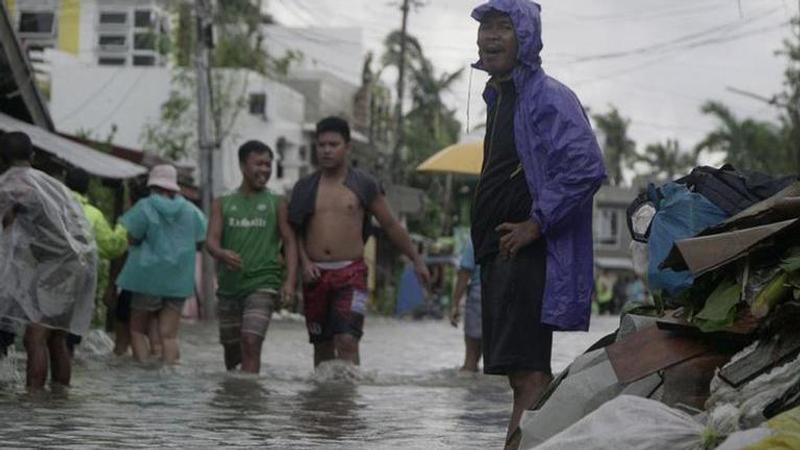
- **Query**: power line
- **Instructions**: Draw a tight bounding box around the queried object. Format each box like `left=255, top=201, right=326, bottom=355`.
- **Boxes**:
left=568, top=19, right=789, bottom=86
left=54, top=65, right=129, bottom=122
left=88, top=67, right=148, bottom=130
left=567, top=6, right=781, bottom=64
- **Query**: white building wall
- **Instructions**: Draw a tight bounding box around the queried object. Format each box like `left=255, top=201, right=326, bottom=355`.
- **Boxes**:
left=214, top=70, right=308, bottom=196
left=263, top=25, right=364, bottom=86
left=50, top=57, right=171, bottom=147
left=50, top=57, right=308, bottom=197
left=13, top=0, right=169, bottom=64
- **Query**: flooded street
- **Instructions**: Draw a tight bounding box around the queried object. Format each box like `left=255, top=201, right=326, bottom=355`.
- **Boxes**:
left=0, top=315, right=618, bottom=449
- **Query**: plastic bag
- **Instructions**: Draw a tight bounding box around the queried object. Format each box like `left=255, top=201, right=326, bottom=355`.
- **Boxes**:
left=647, top=183, right=728, bottom=296
left=707, top=345, right=800, bottom=429
left=532, top=395, right=704, bottom=450
left=0, top=167, right=97, bottom=335
left=715, top=406, right=800, bottom=450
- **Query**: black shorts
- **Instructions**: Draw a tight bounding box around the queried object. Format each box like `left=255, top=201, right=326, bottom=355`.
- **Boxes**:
left=480, top=239, right=553, bottom=375
left=115, top=290, right=132, bottom=323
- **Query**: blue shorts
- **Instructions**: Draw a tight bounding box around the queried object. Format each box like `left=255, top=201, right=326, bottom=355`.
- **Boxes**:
left=464, top=287, right=482, bottom=340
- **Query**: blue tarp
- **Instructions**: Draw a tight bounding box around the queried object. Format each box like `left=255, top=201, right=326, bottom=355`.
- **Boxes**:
left=647, top=183, right=728, bottom=295
left=395, top=264, right=426, bottom=317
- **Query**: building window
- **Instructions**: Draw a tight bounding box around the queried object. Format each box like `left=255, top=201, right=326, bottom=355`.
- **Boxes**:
left=98, top=35, right=126, bottom=49
left=134, top=10, right=154, bottom=28
left=134, top=33, right=156, bottom=50
left=18, top=11, right=55, bottom=35
left=249, top=93, right=267, bottom=117
left=98, top=56, right=126, bottom=66
left=276, top=138, right=286, bottom=179
left=595, top=209, right=619, bottom=247
left=99, top=12, right=127, bottom=26
left=132, top=55, right=156, bottom=66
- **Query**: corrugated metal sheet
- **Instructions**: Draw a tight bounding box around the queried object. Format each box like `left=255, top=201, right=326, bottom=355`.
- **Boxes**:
left=0, top=112, right=147, bottom=179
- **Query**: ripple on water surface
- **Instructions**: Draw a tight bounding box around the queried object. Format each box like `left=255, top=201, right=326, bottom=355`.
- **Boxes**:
left=0, top=316, right=619, bottom=449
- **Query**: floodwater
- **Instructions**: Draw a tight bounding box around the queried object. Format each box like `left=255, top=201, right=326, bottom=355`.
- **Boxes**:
left=0, top=315, right=618, bottom=449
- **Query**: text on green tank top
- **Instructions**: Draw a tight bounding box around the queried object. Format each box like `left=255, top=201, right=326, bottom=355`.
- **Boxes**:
left=218, top=189, right=282, bottom=297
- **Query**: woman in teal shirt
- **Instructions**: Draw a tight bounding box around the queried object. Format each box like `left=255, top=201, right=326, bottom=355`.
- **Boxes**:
left=116, top=165, right=207, bottom=364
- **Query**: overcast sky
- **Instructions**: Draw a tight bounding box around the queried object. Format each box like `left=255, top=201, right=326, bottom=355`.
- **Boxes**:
left=268, top=0, right=796, bottom=155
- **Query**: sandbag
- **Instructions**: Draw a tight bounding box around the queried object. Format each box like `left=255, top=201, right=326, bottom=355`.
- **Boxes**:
left=533, top=395, right=704, bottom=450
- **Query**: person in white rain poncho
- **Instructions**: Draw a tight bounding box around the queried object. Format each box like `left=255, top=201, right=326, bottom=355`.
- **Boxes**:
left=0, top=132, right=97, bottom=390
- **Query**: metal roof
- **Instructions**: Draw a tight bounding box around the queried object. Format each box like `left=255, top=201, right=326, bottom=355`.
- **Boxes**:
left=0, top=1, right=52, bottom=129
left=0, top=112, right=147, bottom=179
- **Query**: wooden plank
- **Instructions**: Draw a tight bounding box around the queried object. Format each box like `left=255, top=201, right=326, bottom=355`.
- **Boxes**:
left=718, top=332, right=800, bottom=387
left=606, top=325, right=713, bottom=384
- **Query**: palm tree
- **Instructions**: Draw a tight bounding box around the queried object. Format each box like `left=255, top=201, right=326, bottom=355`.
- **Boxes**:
left=696, top=101, right=789, bottom=175
left=380, top=31, right=463, bottom=169
left=406, top=60, right=464, bottom=161
left=638, top=139, right=696, bottom=180
left=592, top=106, right=637, bottom=186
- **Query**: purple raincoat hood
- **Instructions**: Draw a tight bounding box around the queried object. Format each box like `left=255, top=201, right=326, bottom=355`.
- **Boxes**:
left=472, top=0, right=543, bottom=73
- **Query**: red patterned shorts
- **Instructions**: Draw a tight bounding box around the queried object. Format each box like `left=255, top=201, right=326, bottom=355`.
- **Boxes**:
left=303, top=260, right=368, bottom=343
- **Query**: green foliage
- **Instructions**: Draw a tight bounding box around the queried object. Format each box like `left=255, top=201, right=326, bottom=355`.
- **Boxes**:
left=692, top=278, right=740, bottom=332
left=173, top=3, right=194, bottom=67
left=73, top=127, right=118, bottom=222
left=270, top=50, right=304, bottom=77
left=638, top=139, right=697, bottom=180
left=66, top=129, right=118, bottom=322
left=142, top=72, right=195, bottom=161
left=145, top=0, right=291, bottom=160
left=693, top=15, right=800, bottom=175
left=380, top=29, right=464, bottom=238
left=696, top=100, right=791, bottom=175
left=592, top=106, right=637, bottom=186
left=777, top=16, right=800, bottom=172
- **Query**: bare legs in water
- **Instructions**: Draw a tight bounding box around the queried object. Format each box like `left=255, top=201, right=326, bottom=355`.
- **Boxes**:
left=23, top=324, right=71, bottom=390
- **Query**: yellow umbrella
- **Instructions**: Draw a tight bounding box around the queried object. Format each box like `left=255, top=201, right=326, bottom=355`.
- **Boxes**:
left=416, top=140, right=483, bottom=175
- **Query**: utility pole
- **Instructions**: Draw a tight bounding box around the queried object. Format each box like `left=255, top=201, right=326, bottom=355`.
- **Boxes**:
left=391, top=0, right=411, bottom=185
left=195, top=0, right=217, bottom=319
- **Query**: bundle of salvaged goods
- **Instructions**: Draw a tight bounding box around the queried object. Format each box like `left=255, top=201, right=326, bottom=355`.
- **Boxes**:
left=520, top=165, right=800, bottom=449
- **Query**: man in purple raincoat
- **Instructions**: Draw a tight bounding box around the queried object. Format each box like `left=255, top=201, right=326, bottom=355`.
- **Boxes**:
left=470, top=0, right=606, bottom=446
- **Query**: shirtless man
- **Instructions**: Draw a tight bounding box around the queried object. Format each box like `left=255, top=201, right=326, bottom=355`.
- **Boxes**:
left=289, top=116, right=430, bottom=366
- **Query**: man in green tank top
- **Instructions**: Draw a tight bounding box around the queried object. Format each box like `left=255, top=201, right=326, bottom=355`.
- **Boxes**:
left=206, top=141, right=298, bottom=373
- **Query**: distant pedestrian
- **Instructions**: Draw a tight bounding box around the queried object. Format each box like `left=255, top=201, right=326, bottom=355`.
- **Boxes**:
left=289, top=117, right=430, bottom=367
left=0, top=131, right=97, bottom=390
left=115, top=165, right=207, bottom=364
left=469, top=1, right=606, bottom=447
left=64, top=167, right=128, bottom=356
left=450, top=238, right=482, bottom=372
left=206, top=140, right=298, bottom=374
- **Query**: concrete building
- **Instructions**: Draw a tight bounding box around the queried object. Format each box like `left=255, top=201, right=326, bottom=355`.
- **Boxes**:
left=263, top=25, right=363, bottom=86
left=49, top=61, right=308, bottom=196
left=6, top=0, right=170, bottom=66
left=593, top=184, right=640, bottom=273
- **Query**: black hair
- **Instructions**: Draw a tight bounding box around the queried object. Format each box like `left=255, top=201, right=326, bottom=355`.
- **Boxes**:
left=315, top=116, right=351, bottom=143
left=65, top=167, right=90, bottom=194
left=0, top=131, right=34, bottom=163
left=238, top=140, right=273, bottom=164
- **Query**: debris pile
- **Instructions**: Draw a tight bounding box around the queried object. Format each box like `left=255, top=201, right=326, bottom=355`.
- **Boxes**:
left=522, top=166, right=800, bottom=449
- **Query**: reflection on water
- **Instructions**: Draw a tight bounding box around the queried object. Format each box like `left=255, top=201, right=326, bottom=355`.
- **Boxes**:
left=0, top=316, right=618, bottom=449
left=294, top=383, right=364, bottom=442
